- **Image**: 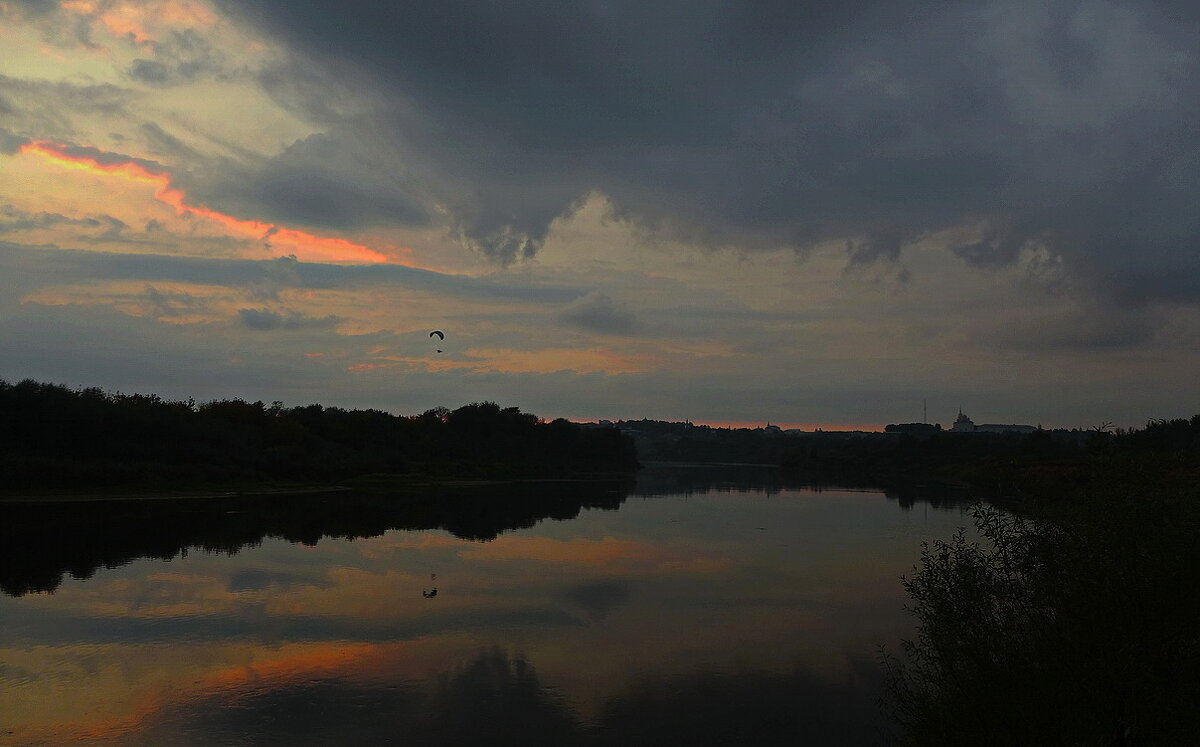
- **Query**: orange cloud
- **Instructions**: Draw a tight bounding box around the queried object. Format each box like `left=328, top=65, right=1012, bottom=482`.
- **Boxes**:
left=19, top=139, right=390, bottom=264
left=60, top=0, right=218, bottom=46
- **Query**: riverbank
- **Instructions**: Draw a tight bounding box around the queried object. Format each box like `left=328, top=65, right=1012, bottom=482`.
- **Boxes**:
left=0, top=470, right=640, bottom=504
left=0, top=484, right=353, bottom=504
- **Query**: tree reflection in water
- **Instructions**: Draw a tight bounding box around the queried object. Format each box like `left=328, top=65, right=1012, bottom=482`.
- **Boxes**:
left=0, top=470, right=968, bottom=745
left=0, top=481, right=632, bottom=597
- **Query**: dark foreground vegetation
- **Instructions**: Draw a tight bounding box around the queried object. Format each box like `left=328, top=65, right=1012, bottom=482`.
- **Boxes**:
left=884, top=415, right=1200, bottom=745
left=0, top=378, right=637, bottom=492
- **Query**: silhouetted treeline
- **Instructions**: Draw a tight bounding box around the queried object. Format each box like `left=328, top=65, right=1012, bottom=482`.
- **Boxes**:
left=0, top=479, right=632, bottom=596
left=0, top=378, right=638, bottom=491
left=618, top=418, right=1093, bottom=491
left=780, top=415, right=1200, bottom=496
left=618, top=419, right=811, bottom=464
left=779, top=429, right=1087, bottom=489
left=1090, top=413, right=1200, bottom=454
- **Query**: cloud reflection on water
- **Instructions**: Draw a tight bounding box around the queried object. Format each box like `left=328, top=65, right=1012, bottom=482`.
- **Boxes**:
left=0, top=471, right=973, bottom=744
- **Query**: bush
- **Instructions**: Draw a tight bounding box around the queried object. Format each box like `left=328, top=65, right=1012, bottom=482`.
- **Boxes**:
left=885, top=499, right=1200, bottom=745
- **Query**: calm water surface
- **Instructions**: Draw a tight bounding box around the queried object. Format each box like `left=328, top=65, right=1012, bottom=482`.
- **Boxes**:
left=0, top=466, right=976, bottom=745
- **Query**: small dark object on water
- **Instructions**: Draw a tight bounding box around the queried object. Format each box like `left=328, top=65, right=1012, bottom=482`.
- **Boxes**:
left=422, top=588, right=438, bottom=598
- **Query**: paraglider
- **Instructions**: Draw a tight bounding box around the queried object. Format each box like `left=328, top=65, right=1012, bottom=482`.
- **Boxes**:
left=430, top=330, right=444, bottom=353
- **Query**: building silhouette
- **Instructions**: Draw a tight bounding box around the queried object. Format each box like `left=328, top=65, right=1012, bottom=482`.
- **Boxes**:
left=950, top=409, right=1037, bottom=434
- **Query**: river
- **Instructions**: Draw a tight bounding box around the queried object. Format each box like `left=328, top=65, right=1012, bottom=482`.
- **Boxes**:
left=0, top=465, right=975, bottom=745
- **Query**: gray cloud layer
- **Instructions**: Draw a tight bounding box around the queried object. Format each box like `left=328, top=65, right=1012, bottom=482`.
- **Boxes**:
left=558, top=292, right=637, bottom=334
left=213, top=0, right=1200, bottom=306
left=237, top=307, right=341, bottom=331
left=0, top=243, right=585, bottom=304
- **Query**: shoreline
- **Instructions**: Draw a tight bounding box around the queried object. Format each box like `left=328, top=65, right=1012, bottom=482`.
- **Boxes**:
left=0, top=484, right=354, bottom=504
left=0, top=472, right=638, bottom=505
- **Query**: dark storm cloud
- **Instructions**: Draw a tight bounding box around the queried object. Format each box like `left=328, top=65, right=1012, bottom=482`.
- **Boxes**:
left=0, top=127, right=28, bottom=154
left=952, top=224, right=1034, bottom=269
left=979, top=303, right=1159, bottom=351
left=1, top=0, right=58, bottom=18
left=208, top=131, right=433, bottom=231
left=0, top=75, right=130, bottom=143
left=128, top=59, right=171, bottom=85
left=138, top=121, right=203, bottom=161
left=847, top=231, right=905, bottom=265
left=237, top=307, right=341, bottom=331
left=4, top=0, right=106, bottom=51
left=127, top=29, right=229, bottom=87
left=0, top=204, right=104, bottom=233
left=141, top=285, right=209, bottom=318
left=0, top=74, right=130, bottom=116
left=217, top=0, right=1200, bottom=303
left=0, top=243, right=584, bottom=303
left=557, top=292, right=637, bottom=334
left=0, top=206, right=157, bottom=247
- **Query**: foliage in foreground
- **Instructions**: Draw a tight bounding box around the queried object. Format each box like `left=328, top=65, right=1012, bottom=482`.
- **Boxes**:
left=885, top=495, right=1200, bottom=745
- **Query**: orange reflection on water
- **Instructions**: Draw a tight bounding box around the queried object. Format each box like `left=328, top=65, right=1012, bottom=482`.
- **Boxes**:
left=372, top=532, right=732, bottom=575
left=5, top=639, right=475, bottom=745
left=0, top=483, right=967, bottom=744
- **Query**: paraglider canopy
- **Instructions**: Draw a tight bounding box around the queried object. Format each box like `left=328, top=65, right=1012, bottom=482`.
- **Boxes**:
left=429, top=330, right=444, bottom=340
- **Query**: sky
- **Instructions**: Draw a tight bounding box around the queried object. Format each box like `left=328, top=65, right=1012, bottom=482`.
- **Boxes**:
left=1, top=0, right=1198, bottom=430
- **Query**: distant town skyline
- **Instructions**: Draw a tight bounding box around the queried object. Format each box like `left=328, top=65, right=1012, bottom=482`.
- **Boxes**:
left=2, top=1, right=1198, bottom=430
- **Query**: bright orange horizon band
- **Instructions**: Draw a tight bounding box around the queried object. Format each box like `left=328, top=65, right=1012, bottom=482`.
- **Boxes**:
left=576, top=419, right=886, bottom=432
left=695, top=421, right=885, bottom=432
left=19, top=140, right=389, bottom=264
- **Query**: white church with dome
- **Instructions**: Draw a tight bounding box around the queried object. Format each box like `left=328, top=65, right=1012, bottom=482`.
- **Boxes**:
left=950, top=409, right=1037, bottom=434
